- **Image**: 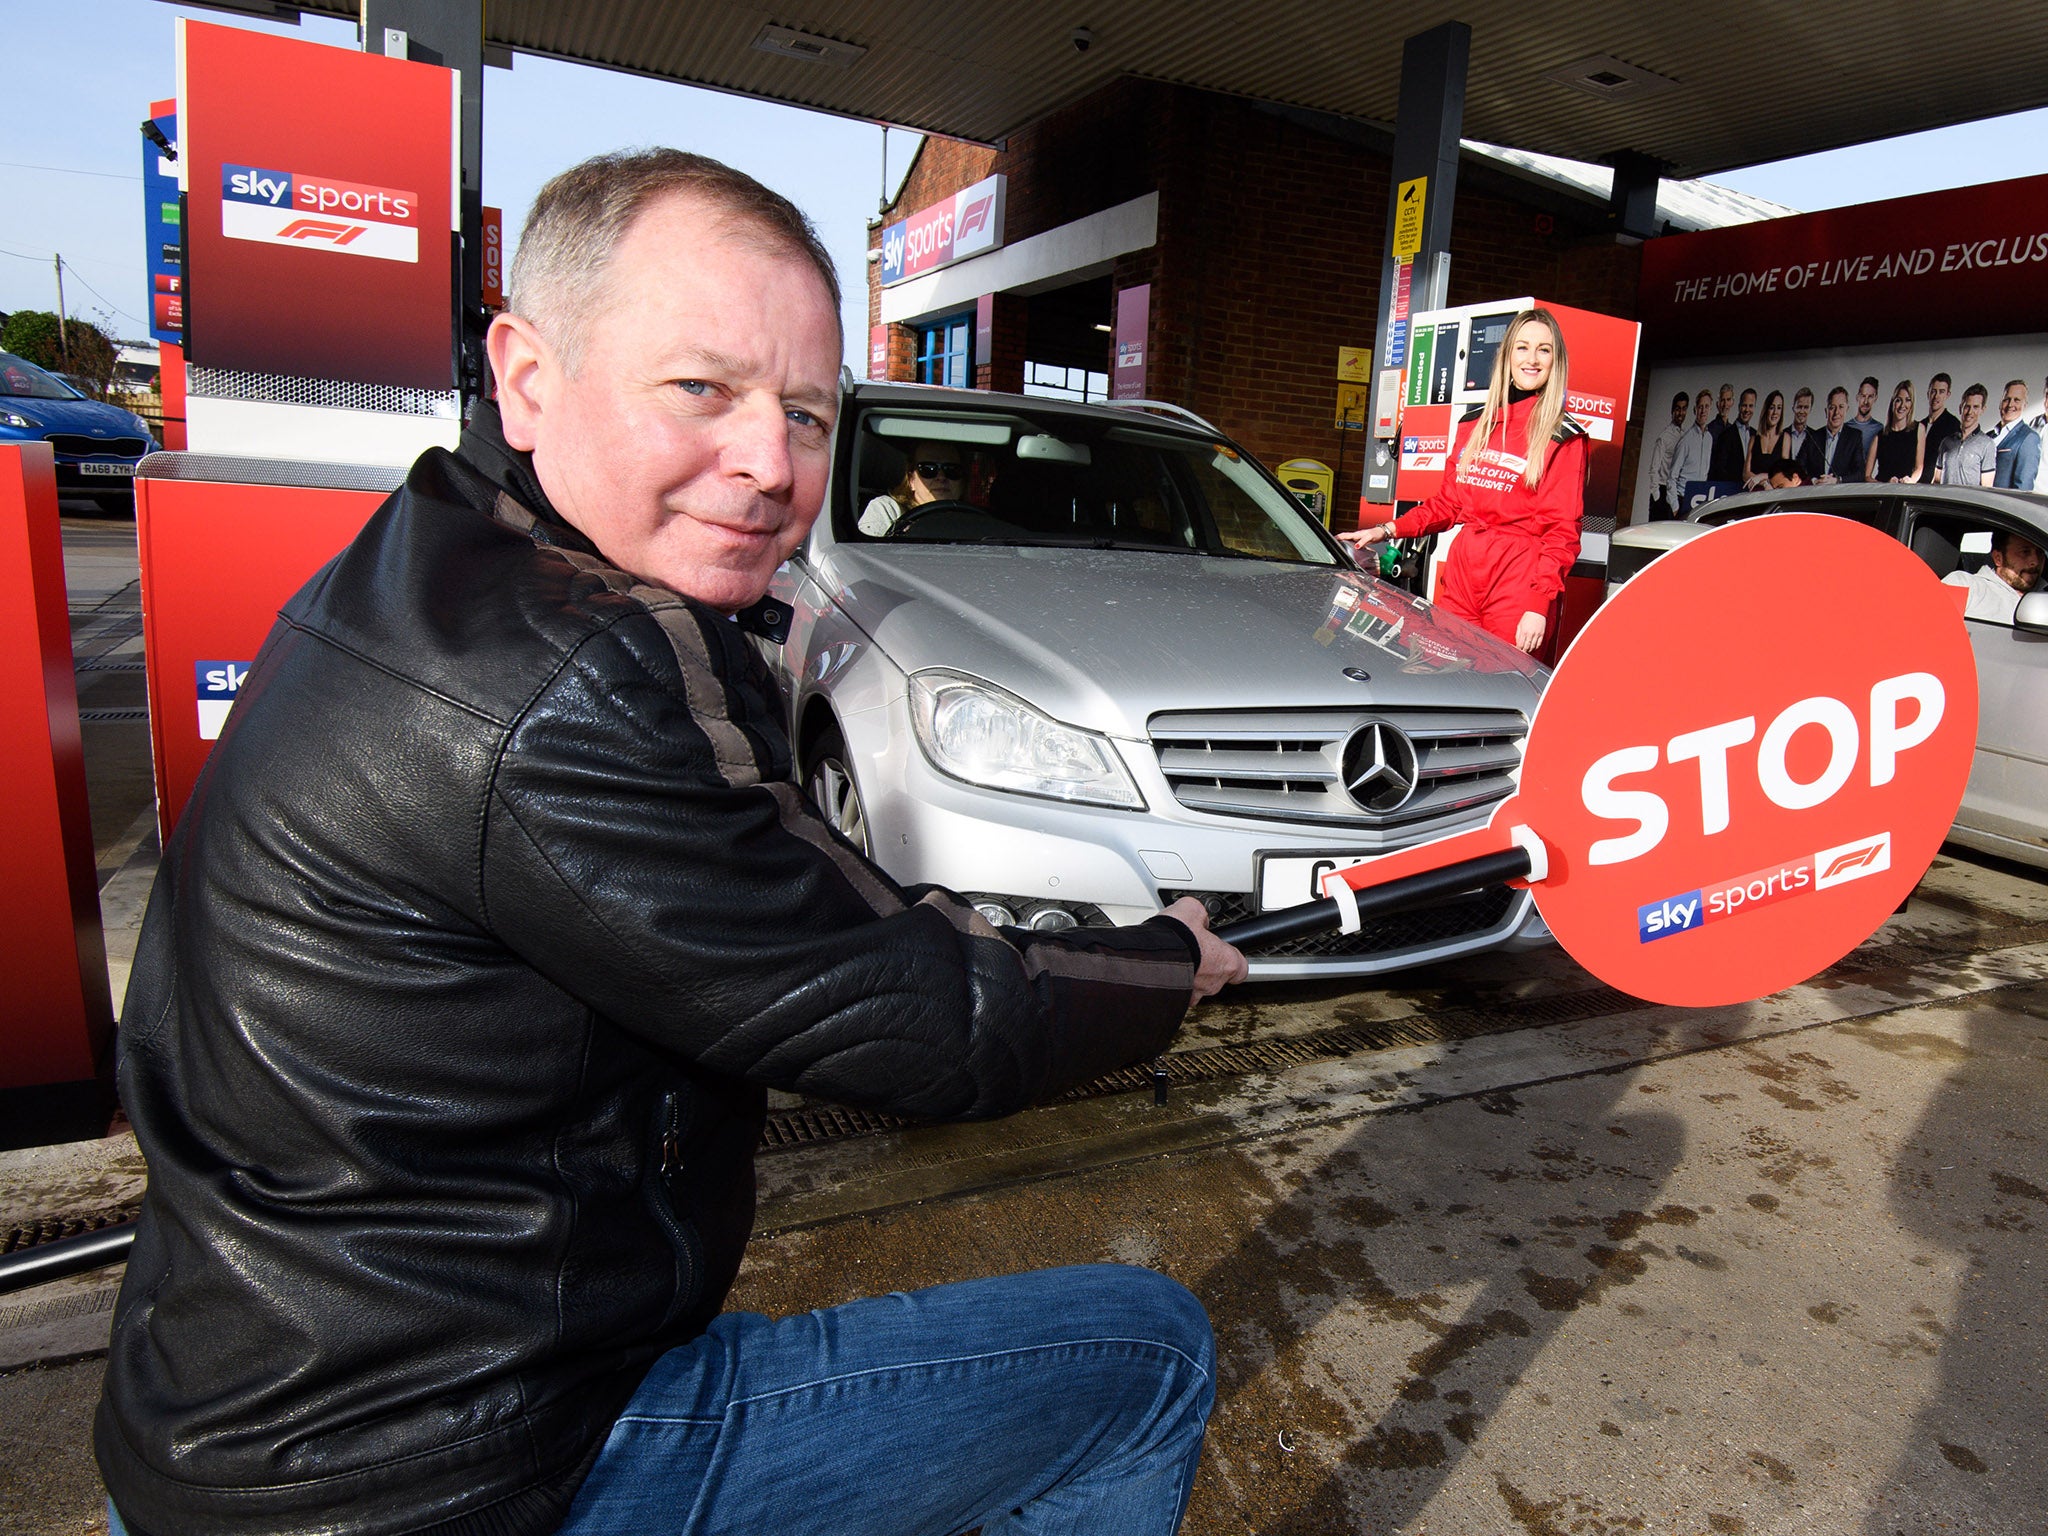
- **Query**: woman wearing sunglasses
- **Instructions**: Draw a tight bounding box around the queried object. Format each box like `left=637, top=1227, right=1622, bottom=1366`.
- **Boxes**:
left=860, top=441, right=968, bottom=535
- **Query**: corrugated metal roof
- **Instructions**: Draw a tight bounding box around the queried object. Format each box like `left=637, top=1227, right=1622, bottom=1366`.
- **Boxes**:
left=198, top=1, right=2048, bottom=179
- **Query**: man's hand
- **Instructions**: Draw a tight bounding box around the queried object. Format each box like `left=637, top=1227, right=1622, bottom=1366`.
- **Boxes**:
left=1515, top=610, right=1547, bottom=653
left=1162, top=896, right=1248, bottom=1001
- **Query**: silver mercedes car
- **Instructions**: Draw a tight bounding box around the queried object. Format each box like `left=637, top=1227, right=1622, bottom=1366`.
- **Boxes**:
left=757, top=382, right=1553, bottom=978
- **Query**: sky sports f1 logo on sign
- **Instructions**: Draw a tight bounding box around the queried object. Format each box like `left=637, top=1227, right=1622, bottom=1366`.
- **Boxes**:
left=1637, top=833, right=1891, bottom=942
left=222, top=164, right=420, bottom=263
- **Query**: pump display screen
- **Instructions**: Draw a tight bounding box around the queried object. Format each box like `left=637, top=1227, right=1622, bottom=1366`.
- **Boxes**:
left=1461, top=312, right=1518, bottom=394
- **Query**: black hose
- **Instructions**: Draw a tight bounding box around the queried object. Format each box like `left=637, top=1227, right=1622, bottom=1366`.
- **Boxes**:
left=1214, top=845, right=1535, bottom=950
left=0, top=1221, right=136, bottom=1297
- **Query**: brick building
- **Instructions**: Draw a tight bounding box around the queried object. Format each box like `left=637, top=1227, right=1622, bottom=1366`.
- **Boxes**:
left=868, top=77, right=1775, bottom=529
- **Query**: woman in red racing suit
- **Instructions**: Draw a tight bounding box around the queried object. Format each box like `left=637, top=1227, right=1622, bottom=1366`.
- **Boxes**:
left=1340, top=308, right=1588, bottom=654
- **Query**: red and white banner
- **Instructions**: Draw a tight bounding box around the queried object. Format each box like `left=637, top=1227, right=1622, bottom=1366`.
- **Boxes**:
left=1112, top=283, right=1151, bottom=401
left=179, top=19, right=458, bottom=389
left=1639, top=174, right=2048, bottom=357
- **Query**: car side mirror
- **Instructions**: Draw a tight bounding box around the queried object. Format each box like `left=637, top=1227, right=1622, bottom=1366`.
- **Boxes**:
left=2015, top=589, right=2048, bottom=635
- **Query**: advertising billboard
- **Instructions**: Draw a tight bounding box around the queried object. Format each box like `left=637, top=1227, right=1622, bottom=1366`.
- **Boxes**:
left=1634, top=177, right=2048, bottom=518
left=1638, top=172, right=2048, bottom=359
left=177, top=20, right=458, bottom=389
left=1634, top=333, right=2048, bottom=519
left=141, top=101, right=182, bottom=344
left=878, top=175, right=1007, bottom=287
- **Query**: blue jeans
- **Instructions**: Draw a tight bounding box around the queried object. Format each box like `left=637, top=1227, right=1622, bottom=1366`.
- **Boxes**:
left=107, top=1265, right=1212, bottom=1536
left=558, top=1263, right=1215, bottom=1536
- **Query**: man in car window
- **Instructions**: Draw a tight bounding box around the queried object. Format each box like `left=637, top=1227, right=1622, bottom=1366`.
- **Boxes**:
left=1944, top=531, right=2045, bottom=623
left=97, top=148, right=1243, bottom=1536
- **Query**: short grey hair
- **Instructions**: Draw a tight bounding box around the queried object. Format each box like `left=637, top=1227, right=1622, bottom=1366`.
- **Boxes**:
left=507, top=148, right=841, bottom=372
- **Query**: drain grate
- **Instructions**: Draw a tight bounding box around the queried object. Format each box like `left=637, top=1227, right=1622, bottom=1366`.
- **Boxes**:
left=758, top=984, right=1647, bottom=1153
left=77, top=658, right=148, bottom=673
left=80, top=707, right=150, bottom=722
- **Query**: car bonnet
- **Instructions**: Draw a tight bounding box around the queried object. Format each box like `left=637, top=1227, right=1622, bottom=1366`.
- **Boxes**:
left=817, top=545, right=1543, bottom=739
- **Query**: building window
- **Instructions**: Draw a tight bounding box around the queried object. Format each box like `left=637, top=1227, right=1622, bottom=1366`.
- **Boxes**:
left=916, top=315, right=973, bottom=387
left=1022, top=361, right=1110, bottom=402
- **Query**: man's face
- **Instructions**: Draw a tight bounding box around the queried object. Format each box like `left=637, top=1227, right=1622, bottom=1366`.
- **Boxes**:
left=1856, top=380, right=1877, bottom=418
left=1994, top=536, right=2045, bottom=594
left=1927, top=378, right=1949, bottom=414
left=1738, top=390, right=1756, bottom=425
left=1792, top=394, right=1812, bottom=428
left=1670, top=396, right=1688, bottom=425
left=497, top=194, right=842, bottom=613
left=2001, top=382, right=2029, bottom=424
left=1826, top=393, right=1847, bottom=430
left=1694, top=392, right=1714, bottom=427
left=1960, top=393, right=1985, bottom=433
left=1717, top=386, right=1735, bottom=421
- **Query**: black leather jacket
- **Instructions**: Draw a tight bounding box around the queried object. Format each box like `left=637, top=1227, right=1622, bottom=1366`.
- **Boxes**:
left=95, top=406, right=1198, bottom=1536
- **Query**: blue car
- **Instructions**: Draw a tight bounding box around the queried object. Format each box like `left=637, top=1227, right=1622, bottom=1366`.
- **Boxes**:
left=0, top=349, right=160, bottom=511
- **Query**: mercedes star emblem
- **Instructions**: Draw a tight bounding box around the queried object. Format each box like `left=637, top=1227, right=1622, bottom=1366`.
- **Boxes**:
left=1340, top=721, right=1420, bottom=814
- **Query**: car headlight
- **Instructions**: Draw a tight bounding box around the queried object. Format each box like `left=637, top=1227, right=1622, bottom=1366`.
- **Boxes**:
left=909, top=670, right=1144, bottom=809
left=0, top=407, right=42, bottom=431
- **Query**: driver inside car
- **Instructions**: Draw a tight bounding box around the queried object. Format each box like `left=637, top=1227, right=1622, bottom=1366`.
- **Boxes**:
left=860, top=439, right=969, bottom=534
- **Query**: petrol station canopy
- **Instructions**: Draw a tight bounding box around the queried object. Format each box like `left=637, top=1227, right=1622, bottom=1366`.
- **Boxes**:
left=193, top=1, right=2048, bottom=178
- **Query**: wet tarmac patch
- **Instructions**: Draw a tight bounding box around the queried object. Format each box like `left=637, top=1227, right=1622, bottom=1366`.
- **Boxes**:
left=1939, top=1442, right=1989, bottom=1473
left=1749, top=1450, right=1796, bottom=1482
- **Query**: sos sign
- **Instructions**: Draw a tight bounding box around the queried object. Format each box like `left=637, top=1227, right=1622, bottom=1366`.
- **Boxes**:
left=1510, top=514, right=1975, bottom=1005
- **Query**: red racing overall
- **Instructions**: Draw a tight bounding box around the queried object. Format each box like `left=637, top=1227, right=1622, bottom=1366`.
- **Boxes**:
left=1390, top=393, right=1589, bottom=646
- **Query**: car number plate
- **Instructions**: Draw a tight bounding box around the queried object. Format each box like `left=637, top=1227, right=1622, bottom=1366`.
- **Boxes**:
left=1256, top=851, right=1375, bottom=912
left=80, top=461, right=135, bottom=476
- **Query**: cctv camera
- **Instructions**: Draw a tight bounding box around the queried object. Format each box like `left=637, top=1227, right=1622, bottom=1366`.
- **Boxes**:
left=1070, top=26, right=1094, bottom=53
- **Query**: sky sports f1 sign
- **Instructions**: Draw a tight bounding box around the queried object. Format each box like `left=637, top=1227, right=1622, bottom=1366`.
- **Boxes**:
left=879, top=176, right=1007, bottom=286
left=179, top=20, right=457, bottom=389
left=1309, top=516, right=1974, bottom=1009
left=1499, top=514, right=1976, bottom=1006
left=221, top=165, right=421, bottom=263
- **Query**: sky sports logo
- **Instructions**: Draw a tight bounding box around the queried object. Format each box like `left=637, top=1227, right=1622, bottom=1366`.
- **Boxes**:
left=1636, top=833, right=1891, bottom=943
left=195, top=659, right=250, bottom=741
left=222, top=164, right=420, bottom=264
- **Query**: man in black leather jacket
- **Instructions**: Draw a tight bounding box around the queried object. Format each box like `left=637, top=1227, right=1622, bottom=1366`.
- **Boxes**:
left=96, top=150, right=1243, bottom=1536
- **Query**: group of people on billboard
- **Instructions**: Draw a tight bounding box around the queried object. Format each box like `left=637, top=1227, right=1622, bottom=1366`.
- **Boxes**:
left=1646, top=369, right=2048, bottom=518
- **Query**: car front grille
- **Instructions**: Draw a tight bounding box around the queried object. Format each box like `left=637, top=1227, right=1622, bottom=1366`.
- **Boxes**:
left=48, top=434, right=148, bottom=457
left=1148, top=705, right=1525, bottom=832
left=1165, top=885, right=1518, bottom=960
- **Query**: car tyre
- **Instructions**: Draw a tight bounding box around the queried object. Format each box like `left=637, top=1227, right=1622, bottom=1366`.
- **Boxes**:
left=805, top=725, right=871, bottom=857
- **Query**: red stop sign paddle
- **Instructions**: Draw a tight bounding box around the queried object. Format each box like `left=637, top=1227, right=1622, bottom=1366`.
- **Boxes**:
left=1221, top=516, right=1978, bottom=1008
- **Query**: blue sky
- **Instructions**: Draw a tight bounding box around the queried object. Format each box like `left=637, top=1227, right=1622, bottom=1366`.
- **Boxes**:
left=5, top=0, right=2048, bottom=368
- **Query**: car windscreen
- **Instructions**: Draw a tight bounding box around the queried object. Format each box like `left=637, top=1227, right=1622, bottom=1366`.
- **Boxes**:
left=0, top=351, right=83, bottom=400
left=845, top=408, right=1339, bottom=565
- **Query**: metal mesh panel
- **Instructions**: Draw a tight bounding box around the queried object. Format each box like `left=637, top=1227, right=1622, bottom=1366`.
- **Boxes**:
left=186, top=365, right=458, bottom=419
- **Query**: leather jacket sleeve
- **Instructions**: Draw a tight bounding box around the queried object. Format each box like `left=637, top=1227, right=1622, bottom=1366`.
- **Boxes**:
left=480, top=601, right=1197, bottom=1122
